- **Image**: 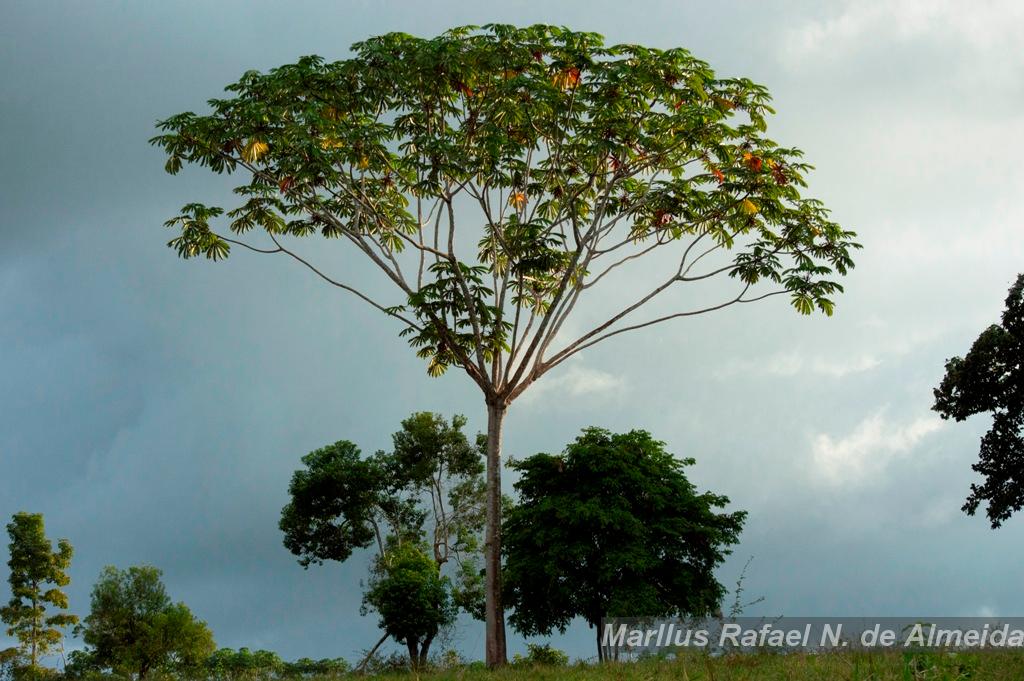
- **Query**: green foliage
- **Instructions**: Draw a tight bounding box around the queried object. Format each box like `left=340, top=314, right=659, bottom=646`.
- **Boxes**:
left=202, top=648, right=350, bottom=681
left=361, top=543, right=457, bottom=669
left=78, top=566, right=215, bottom=680
left=280, top=414, right=485, bottom=613
left=204, top=649, right=282, bottom=681
left=151, top=24, right=858, bottom=385
left=279, top=441, right=422, bottom=567
left=933, top=273, right=1024, bottom=527
left=280, top=656, right=349, bottom=678
left=0, top=513, right=78, bottom=673
left=389, top=413, right=483, bottom=491
left=280, top=414, right=486, bottom=667
left=511, top=643, right=569, bottom=667
left=387, top=413, right=487, bottom=584
left=60, top=651, right=101, bottom=680
left=503, top=428, right=745, bottom=654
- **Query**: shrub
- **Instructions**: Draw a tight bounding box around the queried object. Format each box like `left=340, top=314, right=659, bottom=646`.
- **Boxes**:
left=512, top=643, right=569, bottom=667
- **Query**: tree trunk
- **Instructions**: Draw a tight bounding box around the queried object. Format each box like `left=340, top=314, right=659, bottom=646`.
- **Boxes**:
left=419, top=633, right=434, bottom=668
left=406, top=638, right=419, bottom=669
left=596, top=623, right=604, bottom=663
left=484, top=400, right=508, bottom=667
left=31, top=591, right=38, bottom=670
left=354, top=633, right=388, bottom=674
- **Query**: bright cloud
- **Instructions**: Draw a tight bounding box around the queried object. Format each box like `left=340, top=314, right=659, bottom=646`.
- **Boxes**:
left=519, top=364, right=624, bottom=405
left=810, top=411, right=944, bottom=485
left=783, top=0, right=1024, bottom=65
left=717, top=352, right=881, bottom=379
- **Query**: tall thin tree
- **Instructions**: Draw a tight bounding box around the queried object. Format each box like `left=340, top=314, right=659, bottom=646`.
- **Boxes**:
left=152, top=24, right=858, bottom=665
left=0, top=513, right=78, bottom=676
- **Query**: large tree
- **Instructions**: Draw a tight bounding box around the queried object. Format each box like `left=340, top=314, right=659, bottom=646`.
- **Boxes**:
left=78, top=566, right=215, bottom=681
left=0, top=513, right=78, bottom=676
left=152, top=24, right=858, bottom=664
left=934, top=273, right=1024, bottom=527
left=502, top=428, right=745, bottom=660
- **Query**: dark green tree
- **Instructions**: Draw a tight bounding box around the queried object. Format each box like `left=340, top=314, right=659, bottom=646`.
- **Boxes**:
left=78, top=566, right=215, bottom=680
left=934, top=273, right=1024, bottom=527
left=279, top=441, right=419, bottom=565
left=361, top=543, right=457, bottom=669
left=503, top=428, right=746, bottom=660
left=0, top=513, right=78, bottom=677
left=152, top=25, right=858, bottom=663
left=279, top=413, right=486, bottom=667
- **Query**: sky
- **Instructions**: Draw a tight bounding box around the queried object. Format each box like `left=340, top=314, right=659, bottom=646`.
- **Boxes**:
left=2, top=0, right=1023, bottom=665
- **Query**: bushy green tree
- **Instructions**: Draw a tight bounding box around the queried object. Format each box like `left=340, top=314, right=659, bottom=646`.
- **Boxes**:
left=511, top=643, right=569, bottom=667
left=152, top=25, right=857, bottom=663
left=78, top=566, right=215, bottom=680
left=934, top=273, right=1024, bottom=527
left=279, top=441, right=419, bottom=566
left=0, top=513, right=78, bottom=676
left=280, top=413, right=485, bottom=667
left=361, top=543, right=456, bottom=669
left=503, top=428, right=746, bottom=660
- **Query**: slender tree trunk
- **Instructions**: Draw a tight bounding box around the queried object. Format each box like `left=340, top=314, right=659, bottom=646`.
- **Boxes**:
left=354, top=633, right=388, bottom=674
left=419, top=633, right=434, bottom=668
left=406, top=638, right=419, bottom=669
left=596, top=624, right=604, bottom=663
left=31, top=591, right=38, bottom=670
left=484, top=400, right=508, bottom=667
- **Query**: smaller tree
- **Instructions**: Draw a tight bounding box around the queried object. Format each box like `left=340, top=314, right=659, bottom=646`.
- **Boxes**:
left=279, top=413, right=486, bottom=667
left=503, top=428, right=746, bottom=660
left=361, top=543, right=457, bottom=668
left=0, top=513, right=78, bottom=676
left=934, top=273, right=1024, bottom=527
left=78, top=566, right=215, bottom=680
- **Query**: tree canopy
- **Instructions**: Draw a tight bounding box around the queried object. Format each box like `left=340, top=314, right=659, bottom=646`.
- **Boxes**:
left=280, top=413, right=485, bottom=574
left=502, top=428, right=745, bottom=659
left=934, top=273, right=1024, bottom=527
left=78, top=566, right=215, bottom=680
left=152, top=23, right=858, bottom=392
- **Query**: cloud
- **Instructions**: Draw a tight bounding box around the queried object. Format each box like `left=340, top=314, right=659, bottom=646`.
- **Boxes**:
left=519, top=364, right=624, bottom=405
left=716, top=352, right=881, bottom=380
left=810, top=411, right=944, bottom=485
left=783, top=0, right=1024, bottom=66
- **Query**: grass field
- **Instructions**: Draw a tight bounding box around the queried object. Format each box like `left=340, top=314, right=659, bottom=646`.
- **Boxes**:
left=365, top=651, right=1024, bottom=680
